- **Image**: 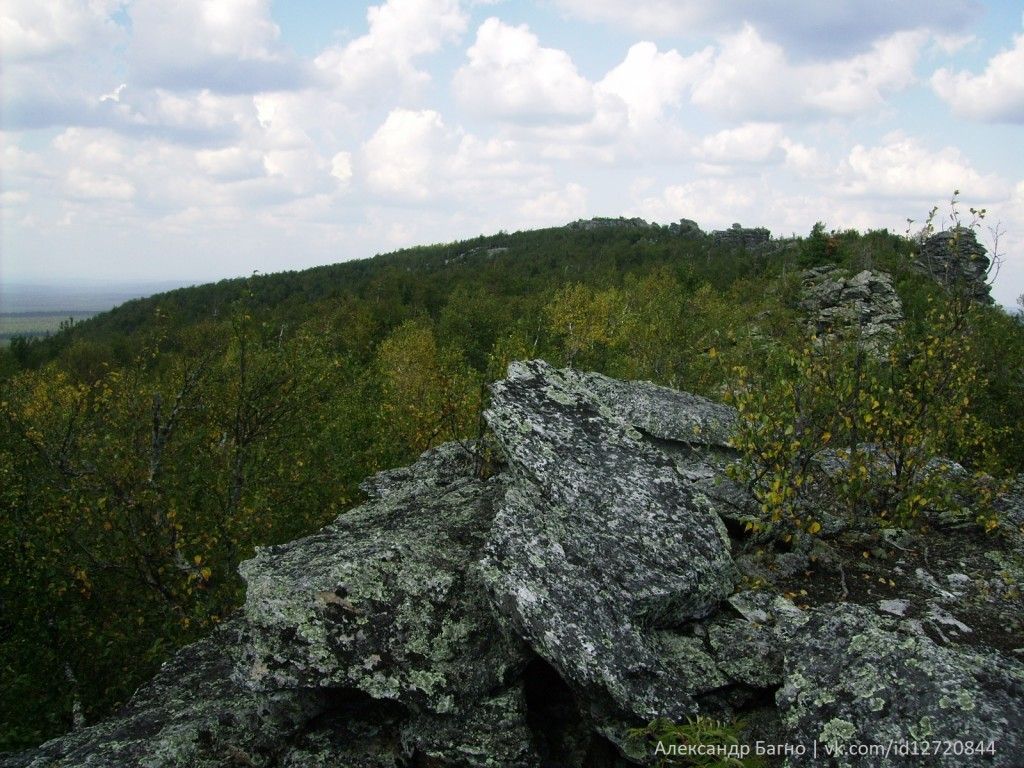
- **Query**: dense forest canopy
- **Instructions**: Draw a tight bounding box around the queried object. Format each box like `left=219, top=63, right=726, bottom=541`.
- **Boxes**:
left=2, top=218, right=1023, bottom=749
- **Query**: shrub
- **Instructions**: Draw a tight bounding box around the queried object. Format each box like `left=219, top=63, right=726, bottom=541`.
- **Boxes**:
left=724, top=299, right=1000, bottom=532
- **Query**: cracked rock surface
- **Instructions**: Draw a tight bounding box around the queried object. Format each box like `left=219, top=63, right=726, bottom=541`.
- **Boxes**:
left=481, top=361, right=736, bottom=722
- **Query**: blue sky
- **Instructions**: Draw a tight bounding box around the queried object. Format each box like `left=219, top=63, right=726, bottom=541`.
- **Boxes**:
left=2, top=0, right=1023, bottom=304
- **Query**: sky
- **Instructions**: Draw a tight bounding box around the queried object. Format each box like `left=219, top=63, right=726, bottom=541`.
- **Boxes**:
left=1, top=0, right=1023, bottom=305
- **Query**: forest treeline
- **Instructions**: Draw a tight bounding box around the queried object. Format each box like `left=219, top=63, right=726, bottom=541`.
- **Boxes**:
left=2, top=221, right=1023, bottom=748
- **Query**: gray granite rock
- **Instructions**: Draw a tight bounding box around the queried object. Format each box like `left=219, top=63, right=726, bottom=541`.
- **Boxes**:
left=711, top=223, right=771, bottom=249
left=565, top=217, right=652, bottom=231
left=560, top=368, right=761, bottom=527
left=402, top=686, right=540, bottom=768
left=481, top=360, right=736, bottom=721
left=0, top=621, right=325, bottom=768
left=777, top=603, right=1024, bottom=767
left=800, top=266, right=903, bottom=353
left=564, top=369, right=737, bottom=449
left=917, top=227, right=993, bottom=304
left=235, top=441, right=528, bottom=715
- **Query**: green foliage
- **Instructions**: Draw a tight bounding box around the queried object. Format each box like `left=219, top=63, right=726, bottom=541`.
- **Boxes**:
left=374, top=318, right=482, bottom=462
left=725, top=229, right=1005, bottom=534
left=2, top=217, right=1022, bottom=747
left=628, top=716, right=764, bottom=768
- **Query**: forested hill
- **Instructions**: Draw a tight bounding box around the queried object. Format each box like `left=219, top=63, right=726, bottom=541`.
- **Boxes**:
left=2, top=216, right=1024, bottom=751
left=4, top=220, right=788, bottom=372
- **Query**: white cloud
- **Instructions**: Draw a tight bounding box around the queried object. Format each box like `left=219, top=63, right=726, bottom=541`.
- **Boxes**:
left=518, top=182, right=588, bottom=224
left=690, top=25, right=927, bottom=119
left=0, top=1, right=127, bottom=129
left=839, top=134, right=1008, bottom=200
left=65, top=166, right=136, bottom=201
left=696, top=122, right=785, bottom=167
left=454, top=18, right=595, bottom=124
left=360, top=108, right=565, bottom=204
left=596, top=41, right=710, bottom=129
left=196, top=147, right=265, bottom=181
left=0, top=0, right=125, bottom=60
left=552, top=0, right=977, bottom=58
left=127, top=0, right=302, bottom=93
left=633, top=178, right=757, bottom=229
left=780, top=139, right=830, bottom=178
left=362, top=109, right=452, bottom=199
left=315, top=0, right=466, bottom=100
left=931, top=34, right=1024, bottom=123
left=330, top=152, right=353, bottom=184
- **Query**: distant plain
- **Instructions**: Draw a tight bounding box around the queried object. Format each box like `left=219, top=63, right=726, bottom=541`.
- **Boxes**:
left=0, top=281, right=194, bottom=346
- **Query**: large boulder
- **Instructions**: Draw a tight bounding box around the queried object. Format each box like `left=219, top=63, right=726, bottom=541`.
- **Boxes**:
left=481, top=360, right=736, bottom=722
left=799, top=266, right=903, bottom=353
left=0, top=621, right=325, bottom=768
left=235, top=441, right=529, bottom=715
left=917, top=227, right=993, bottom=304
left=777, top=603, right=1024, bottom=767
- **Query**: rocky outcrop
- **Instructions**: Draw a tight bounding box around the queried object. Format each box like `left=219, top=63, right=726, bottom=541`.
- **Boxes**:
left=236, top=441, right=526, bottom=713
left=566, top=217, right=705, bottom=239
left=0, top=621, right=328, bottom=768
left=916, top=227, right=993, bottom=304
left=799, top=266, right=904, bottom=352
left=778, top=605, right=1024, bottom=767
left=711, top=223, right=771, bottom=249
left=481, top=361, right=735, bottom=725
left=668, top=218, right=703, bottom=237
left=5, top=362, right=1023, bottom=768
left=566, top=217, right=652, bottom=231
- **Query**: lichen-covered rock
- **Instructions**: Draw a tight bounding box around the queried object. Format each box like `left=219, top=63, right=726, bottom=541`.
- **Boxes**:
left=668, top=218, right=703, bottom=237
left=564, top=369, right=737, bottom=448
left=917, top=227, right=993, bottom=304
left=777, top=603, right=1024, bottom=767
left=236, top=442, right=528, bottom=714
left=711, top=223, right=771, bottom=249
left=481, top=360, right=735, bottom=721
left=402, top=686, right=540, bottom=768
left=799, top=266, right=903, bottom=352
left=0, top=621, right=325, bottom=768
left=277, top=701, right=408, bottom=767
left=561, top=368, right=760, bottom=528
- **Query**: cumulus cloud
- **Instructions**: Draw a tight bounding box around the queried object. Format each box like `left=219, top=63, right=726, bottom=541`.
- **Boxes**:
left=696, top=123, right=785, bottom=168
left=518, top=183, right=588, bottom=224
left=127, top=0, right=304, bottom=93
left=362, top=109, right=452, bottom=199
left=931, top=33, right=1024, bottom=123
left=633, top=178, right=758, bottom=229
left=596, top=42, right=709, bottom=129
left=454, top=18, right=595, bottom=124
left=690, top=25, right=927, bottom=119
left=552, top=0, right=978, bottom=58
left=360, top=108, right=566, bottom=204
left=0, top=0, right=125, bottom=60
left=839, top=134, right=1008, bottom=200
left=316, top=0, right=467, bottom=100
left=0, top=0, right=127, bottom=129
